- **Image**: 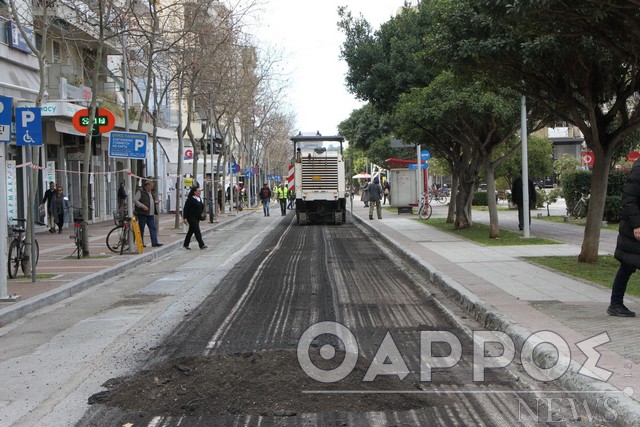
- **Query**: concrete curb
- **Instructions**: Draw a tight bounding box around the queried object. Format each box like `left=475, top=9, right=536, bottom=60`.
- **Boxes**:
left=351, top=212, right=640, bottom=426
left=0, top=213, right=249, bottom=327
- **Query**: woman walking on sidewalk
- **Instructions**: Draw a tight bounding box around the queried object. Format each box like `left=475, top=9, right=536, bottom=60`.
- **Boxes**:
left=52, top=186, right=70, bottom=234
left=608, top=159, right=640, bottom=317
left=182, top=186, right=207, bottom=250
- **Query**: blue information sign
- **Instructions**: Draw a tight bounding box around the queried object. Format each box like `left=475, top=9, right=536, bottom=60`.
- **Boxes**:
left=108, top=131, right=147, bottom=159
left=15, top=107, right=42, bottom=146
left=421, top=149, right=431, bottom=161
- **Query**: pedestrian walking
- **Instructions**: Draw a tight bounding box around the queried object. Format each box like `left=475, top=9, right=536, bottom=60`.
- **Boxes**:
left=260, top=183, right=272, bottom=216
left=383, top=181, right=390, bottom=205
left=117, top=181, right=127, bottom=209
left=277, top=182, right=289, bottom=216
left=134, top=179, right=163, bottom=247
left=287, top=187, right=296, bottom=210
left=368, top=176, right=383, bottom=220
left=41, top=181, right=57, bottom=232
left=608, top=159, right=640, bottom=317
left=182, top=186, right=207, bottom=250
left=217, top=187, right=224, bottom=214
left=361, top=179, right=370, bottom=207
left=51, top=186, right=70, bottom=234
left=511, top=176, right=537, bottom=230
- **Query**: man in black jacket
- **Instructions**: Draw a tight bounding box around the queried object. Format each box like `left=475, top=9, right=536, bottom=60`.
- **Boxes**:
left=41, top=181, right=57, bottom=232
left=608, top=159, right=640, bottom=317
left=511, top=176, right=537, bottom=231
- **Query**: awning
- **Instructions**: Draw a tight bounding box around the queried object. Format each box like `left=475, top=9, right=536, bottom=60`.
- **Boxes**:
left=385, top=158, right=427, bottom=168
left=55, top=121, right=84, bottom=136
left=0, top=61, right=40, bottom=100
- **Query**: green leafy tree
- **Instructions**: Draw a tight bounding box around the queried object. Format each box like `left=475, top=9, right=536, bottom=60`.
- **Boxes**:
left=394, top=71, right=535, bottom=235
left=431, top=0, right=640, bottom=262
left=497, top=136, right=554, bottom=190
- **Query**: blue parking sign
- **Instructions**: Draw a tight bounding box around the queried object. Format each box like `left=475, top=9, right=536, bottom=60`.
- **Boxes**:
left=0, top=96, right=12, bottom=142
left=15, top=107, right=43, bottom=146
left=0, top=97, right=12, bottom=125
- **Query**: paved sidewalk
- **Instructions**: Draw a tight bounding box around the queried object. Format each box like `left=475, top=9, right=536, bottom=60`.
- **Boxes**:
left=350, top=200, right=639, bottom=424
left=0, top=207, right=255, bottom=325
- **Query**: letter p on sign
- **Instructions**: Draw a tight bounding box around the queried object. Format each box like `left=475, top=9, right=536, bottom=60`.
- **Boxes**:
left=22, top=110, right=35, bottom=125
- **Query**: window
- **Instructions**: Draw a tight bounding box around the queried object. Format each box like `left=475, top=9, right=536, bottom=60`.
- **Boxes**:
left=35, top=33, right=43, bottom=51
left=53, top=40, right=61, bottom=63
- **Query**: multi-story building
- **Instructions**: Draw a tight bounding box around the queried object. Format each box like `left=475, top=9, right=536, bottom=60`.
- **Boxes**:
left=2, top=0, right=175, bottom=222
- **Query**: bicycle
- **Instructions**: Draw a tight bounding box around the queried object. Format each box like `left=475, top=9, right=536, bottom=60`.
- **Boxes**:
left=567, top=193, right=588, bottom=219
left=106, top=209, right=137, bottom=254
left=418, top=192, right=433, bottom=220
left=69, top=206, right=86, bottom=259
left=429, top=189, right=449, bottom=204
left=249, top=193, right=259, bottom=208
left=7, top=218, right=40, bottom=279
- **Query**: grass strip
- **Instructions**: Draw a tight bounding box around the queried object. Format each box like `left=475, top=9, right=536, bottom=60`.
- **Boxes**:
left=420, top=218, right=558, bottom=246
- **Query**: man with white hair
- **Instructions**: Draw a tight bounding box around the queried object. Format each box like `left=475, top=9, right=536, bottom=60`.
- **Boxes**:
left=134, top=179, right=163, bottom=247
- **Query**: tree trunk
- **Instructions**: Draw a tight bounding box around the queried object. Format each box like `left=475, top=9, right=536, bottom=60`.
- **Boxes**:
left=578, top=148, right=611, bottom=263
left=484, top=160, right=500, bottom=238
left=447, top=174, right=458, bottom=223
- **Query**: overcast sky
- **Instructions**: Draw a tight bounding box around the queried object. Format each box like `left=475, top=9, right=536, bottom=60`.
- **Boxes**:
left=251, top=0, right=408, bottom=136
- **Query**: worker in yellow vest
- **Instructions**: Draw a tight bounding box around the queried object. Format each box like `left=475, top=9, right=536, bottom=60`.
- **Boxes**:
left=277, top=182, right=289, bottom=216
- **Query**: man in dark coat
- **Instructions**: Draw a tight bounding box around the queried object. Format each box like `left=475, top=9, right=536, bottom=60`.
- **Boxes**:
left=609, top=160, right=640, bottom=317
left=41, top=181, right=57, bottom=232
left=511, top=176, right=537, bottom=231
left=182, top=186, right=207, bottom=250
left=368, top=176, right=384, bottom=220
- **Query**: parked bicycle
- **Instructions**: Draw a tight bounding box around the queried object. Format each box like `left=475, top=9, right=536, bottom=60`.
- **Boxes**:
left=429, top=189, right=449, bottom=204
left=418, top=192, right=433, bottom=220
left=69, top=205, right=86, bottom=259
left=106, top=209, right=136, bottom=254
left=7, top=218, right=39, bottom=279
left=567, top=193, right=588, bottom=219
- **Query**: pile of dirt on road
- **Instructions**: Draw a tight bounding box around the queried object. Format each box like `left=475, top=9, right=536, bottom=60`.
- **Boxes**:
left=90, top=348, right=448, bottom=417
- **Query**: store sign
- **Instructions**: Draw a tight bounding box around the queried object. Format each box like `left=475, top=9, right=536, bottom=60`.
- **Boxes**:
left=6, top=160, right=17, bottom=222
left=8, top=22, right=33, bottom=54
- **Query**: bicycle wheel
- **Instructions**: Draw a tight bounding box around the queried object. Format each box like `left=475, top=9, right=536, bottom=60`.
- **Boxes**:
left=119, top=226, right=130, bottom=255
left=76, top=228, right=83, bottom=259
left=8, top=240, right=21, bottom=279
left=437, top=195, right=448, bottom=204
left=570, top=200, right=585, bottom=219
left=577, top=201, right=587, bottom=219
left=106, top=226, right=124, bottom=253
left=418, top=203, right=432, bottom=220
left=20, top=239, right=40, bottom=275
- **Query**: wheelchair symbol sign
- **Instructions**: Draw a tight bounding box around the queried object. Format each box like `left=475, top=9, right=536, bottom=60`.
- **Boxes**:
left=16, top=107, right=43, bottom=146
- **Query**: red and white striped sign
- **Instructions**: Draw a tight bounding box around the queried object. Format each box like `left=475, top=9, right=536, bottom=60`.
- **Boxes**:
left=287, top=165, right=294, bottom=191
